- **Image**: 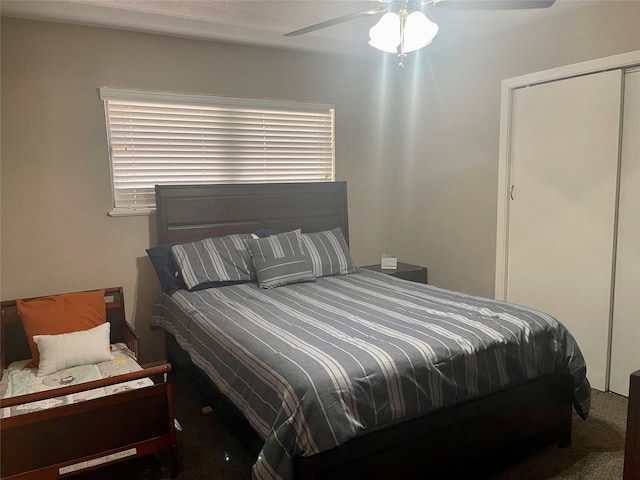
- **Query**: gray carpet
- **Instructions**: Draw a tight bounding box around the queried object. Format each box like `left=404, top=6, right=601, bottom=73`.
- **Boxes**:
left=77, top=372, right=629, bottom=479
left=490, top=389, right=628, bottom=480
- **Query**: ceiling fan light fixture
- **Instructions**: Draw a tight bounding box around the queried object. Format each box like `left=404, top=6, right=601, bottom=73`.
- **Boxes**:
left=368, top=12, right=401, bottom=53
left=402, top=11, right=439, bottom=53
left=369, top=9, right=439, bottom=60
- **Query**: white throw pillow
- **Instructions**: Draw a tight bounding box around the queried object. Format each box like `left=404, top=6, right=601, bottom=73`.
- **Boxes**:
left=33, top=322, right=114, bottom=376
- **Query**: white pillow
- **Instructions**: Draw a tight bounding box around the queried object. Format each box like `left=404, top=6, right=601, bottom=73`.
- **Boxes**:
left=33, top=322, right=114, bottom=376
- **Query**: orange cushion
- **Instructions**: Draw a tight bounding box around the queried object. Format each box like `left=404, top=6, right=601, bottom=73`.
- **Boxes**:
left=17, top=289, right=107, bottom=367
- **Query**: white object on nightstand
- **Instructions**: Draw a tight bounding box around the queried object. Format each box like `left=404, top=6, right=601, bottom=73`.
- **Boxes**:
left=380, top=254, right=398, bottom=269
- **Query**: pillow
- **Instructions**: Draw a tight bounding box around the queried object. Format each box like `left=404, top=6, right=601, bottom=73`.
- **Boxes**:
left=147, top=242, right=244, bottom=293
left=33, top=322, right=114, bottom=376
left=246, top=229, right=315, bottom=288
left=300, top=227, right=357, bottom=278
left=171, top=234, right=255, bottom=290
left=17, top=289, right=107, bottom=367
left=146, top=242, right=187, bottom=293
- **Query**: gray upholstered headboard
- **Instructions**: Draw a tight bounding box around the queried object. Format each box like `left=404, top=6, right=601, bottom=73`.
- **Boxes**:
left=154, top=182, right=349, bottom=245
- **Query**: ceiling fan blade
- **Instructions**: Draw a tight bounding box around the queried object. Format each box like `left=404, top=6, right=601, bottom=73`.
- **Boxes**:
left=284, top=7, right=386, bottom=37
left=436, top=0, right=555, bottom=9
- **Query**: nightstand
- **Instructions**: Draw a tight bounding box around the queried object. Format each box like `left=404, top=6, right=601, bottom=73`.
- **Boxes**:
left=361, top=262, right=428, bottom=284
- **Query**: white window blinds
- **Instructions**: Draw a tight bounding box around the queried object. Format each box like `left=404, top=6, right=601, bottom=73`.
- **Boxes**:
left=100, top=88, right=335, bottom=214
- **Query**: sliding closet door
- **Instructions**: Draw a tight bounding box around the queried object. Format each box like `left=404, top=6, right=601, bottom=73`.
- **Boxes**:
left=609, top=69, right=640, bottom=397
left=506, top=70, right=623, bottom=391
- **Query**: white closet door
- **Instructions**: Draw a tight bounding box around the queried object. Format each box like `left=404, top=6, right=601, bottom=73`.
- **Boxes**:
left=506, top=70, right=623, bottom=391
left=609, top=69, right=640, bottom=397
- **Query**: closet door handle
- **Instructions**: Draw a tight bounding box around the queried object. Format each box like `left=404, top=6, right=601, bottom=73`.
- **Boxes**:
left=510, top=185, right=515, bottom=200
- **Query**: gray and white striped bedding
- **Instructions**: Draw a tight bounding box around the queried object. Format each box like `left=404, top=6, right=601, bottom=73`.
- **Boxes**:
left=246, top=230, right=315, bottom=289
left=300, top=228, right=357, bottom=278
left=151, top=269, right=590, bottom=480
left=171, top=233, right=255, bottom=289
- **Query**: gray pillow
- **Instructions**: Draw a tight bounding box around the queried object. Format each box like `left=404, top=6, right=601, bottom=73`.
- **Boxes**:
left=300, top=227, right=357, bottom=278
left=171, top=234, right=254, bottom=290
left=246, top=229, right=315, bottom=289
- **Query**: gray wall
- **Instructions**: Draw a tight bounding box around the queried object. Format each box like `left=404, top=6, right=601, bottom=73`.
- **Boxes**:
left=2, top=1, right=639, bottom=362
left=391, top=0, right=640, bottom=295
left=0, top=18, right=404, bottom=360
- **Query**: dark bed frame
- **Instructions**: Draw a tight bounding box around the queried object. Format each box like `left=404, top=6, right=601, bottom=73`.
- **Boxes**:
left=155, top=181, right=574, bottom=479
left=0, top=287, right=178, bottom=480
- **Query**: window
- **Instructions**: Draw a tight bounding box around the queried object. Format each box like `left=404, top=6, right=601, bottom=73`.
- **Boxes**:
left=100, top=88, right=335, bottom=215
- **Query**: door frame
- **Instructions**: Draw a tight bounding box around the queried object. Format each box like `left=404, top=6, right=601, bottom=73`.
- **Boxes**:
left=495, top=50, right=640, bottom=300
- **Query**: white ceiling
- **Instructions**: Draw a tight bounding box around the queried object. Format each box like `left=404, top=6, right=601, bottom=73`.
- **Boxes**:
left=1, top=0, right=597, bottom=57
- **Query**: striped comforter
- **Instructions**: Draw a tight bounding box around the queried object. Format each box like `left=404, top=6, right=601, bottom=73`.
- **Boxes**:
left=151, top=269, right=590, bottom=480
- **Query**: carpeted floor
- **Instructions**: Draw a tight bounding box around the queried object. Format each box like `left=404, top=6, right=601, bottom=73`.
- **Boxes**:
left=490, top=388, right=628, bottom=480
left=76, top=370, right=629, bottom=480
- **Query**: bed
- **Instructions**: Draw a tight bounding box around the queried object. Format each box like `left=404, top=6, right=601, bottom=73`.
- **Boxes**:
left=151, top=181, right=591, bottom=480
left=0, top=287, right=178, bottom=480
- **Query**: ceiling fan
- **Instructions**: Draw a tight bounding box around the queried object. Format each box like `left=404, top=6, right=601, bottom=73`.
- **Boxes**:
left=284, top=0, right=556, bottom=65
